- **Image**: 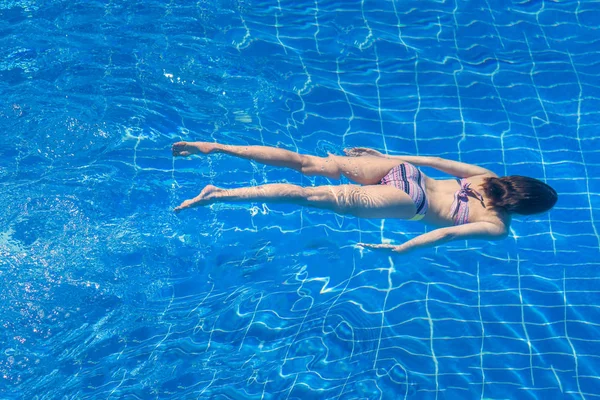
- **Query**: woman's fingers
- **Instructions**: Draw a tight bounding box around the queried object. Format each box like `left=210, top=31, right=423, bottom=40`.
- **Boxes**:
left=344, top=147, right=367, bottom=157
left=358, top=243, right=396, bottom=250
left=343, top=147, right=383, bottom=157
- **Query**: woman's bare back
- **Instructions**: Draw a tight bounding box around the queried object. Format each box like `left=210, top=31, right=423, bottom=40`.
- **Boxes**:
left=420, top=173, right=509, bottom=228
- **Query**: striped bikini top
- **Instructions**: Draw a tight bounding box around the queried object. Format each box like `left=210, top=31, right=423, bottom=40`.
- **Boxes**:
left=450, top=178, right=485, bottom=225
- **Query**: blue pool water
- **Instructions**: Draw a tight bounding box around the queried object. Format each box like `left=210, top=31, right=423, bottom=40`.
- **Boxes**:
left=1, top=0, right=599, bottom=398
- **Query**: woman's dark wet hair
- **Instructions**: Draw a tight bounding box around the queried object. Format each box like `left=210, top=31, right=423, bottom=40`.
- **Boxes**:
left=482, top=176, right=558, bottom=215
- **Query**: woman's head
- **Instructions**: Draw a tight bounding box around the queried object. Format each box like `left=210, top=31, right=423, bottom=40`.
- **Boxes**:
left=482, top=176, right=558, bottom=215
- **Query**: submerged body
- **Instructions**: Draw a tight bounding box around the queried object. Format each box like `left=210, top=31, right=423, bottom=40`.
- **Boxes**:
left=172, top=142, right=555, bottom=253
left=377, top=161, right=499, bottom=227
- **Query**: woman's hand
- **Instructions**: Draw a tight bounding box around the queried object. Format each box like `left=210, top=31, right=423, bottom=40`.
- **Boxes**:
left=343, top=147, right=385, bottom=158
left=358, top=243, right=405, bottom=253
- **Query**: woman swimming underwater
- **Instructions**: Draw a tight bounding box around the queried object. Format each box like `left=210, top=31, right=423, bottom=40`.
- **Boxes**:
left=171, top=142, right=557, bottom=253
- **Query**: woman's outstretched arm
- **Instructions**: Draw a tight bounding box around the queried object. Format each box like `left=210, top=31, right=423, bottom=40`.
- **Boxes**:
left=344, top=147, right=497, bottom=178
left=359, top=221, right=508, bottom=254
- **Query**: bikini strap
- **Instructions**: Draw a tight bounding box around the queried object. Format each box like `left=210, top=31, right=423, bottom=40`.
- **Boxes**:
left=459, top=179, right=484, bottom=202
left=450, top=178, right=484, bottom=224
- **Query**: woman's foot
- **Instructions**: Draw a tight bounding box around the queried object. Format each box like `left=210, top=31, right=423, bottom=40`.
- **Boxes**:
left=174, top=185, right=224, bottom=213
left=172, top=141, right=219, bottom=157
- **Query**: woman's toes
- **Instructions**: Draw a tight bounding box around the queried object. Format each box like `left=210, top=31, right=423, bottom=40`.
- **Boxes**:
left=174, top=200, right=190, bottom=212
left=172, top=142, right=189, bottom=157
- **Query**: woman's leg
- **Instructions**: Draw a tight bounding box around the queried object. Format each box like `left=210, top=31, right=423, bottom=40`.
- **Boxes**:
left=174, top=183, right=417, bottom=219
left=172, top=142, right=399, bottom=185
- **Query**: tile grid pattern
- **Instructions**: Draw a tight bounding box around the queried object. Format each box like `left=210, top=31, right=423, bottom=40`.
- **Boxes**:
left=188, top=0, right=600, bottom=398
left=2, top=0, right=599, bottom=398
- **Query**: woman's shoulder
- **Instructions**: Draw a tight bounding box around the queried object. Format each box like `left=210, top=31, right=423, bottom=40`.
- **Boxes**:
left=424, top=172, right=498, bottom=186
left=469, top=172, right=499, bottom=183
left=479, top=207, right=511, bottom=231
